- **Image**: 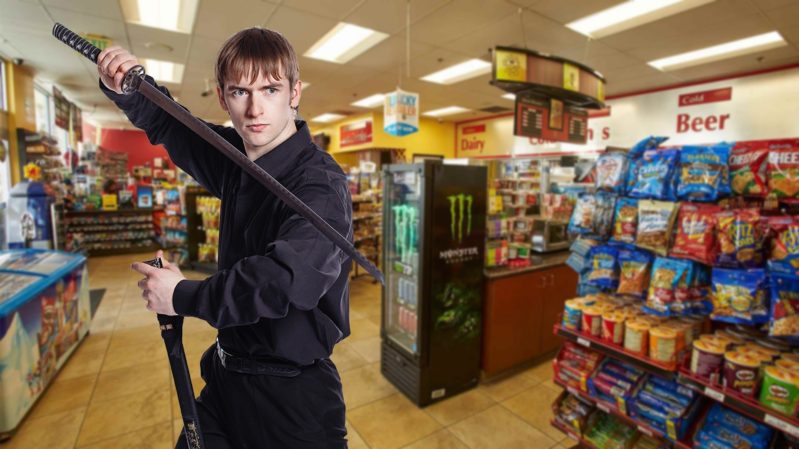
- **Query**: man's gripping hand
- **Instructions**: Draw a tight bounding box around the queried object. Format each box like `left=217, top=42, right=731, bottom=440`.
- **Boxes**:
left=97, top=46, right=141, bottom=94
left=132, top=250, right=185, bottom=316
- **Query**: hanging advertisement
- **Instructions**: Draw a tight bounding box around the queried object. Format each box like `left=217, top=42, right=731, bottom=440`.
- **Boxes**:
left=52, top=87, right=70, bottom=130
left=340, top=119, right=373, bottom=147
left=384, top=89, right=419, bottom=137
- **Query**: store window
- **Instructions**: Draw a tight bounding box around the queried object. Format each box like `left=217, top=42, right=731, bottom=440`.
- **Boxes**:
left=0, top=60, right=7, bottom=111
left=34, top=85, right=51, bottom=135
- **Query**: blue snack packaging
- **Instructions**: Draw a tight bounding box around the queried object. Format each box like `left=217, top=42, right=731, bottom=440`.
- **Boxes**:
left=769, top=272, right=799, bottom=337
left=629, top=149, right=680, bottom=200
left=710, top=268, right=770, bottom=325
left=677, top=145, right=731, bottom=202
left=617, top=248, right=652, bottom=299
left=583, top=245, right=619, bottom=290
left=596, top=151, right=629, bottom=194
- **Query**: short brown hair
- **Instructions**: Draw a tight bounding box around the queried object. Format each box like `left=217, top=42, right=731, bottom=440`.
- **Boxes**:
left=215, top=28, right=299, bottom=90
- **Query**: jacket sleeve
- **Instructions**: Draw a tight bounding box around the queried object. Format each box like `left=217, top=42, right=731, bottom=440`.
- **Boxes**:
left=171, top=174, right=353, bottom=328
left=100, top=76, right=233, bottom=198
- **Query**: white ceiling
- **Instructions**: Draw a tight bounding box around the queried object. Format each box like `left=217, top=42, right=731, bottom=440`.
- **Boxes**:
left=0, top=0, right=797, bottom=129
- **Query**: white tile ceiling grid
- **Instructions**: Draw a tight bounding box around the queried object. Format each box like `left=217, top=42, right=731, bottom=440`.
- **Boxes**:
left=0, top=0, right=796, bottom=129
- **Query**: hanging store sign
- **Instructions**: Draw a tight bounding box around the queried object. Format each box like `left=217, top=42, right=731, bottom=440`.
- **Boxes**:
left=514, top=96, right=588, bottom=144
left=384, top=89, right=419, bottom=137
left=340, top=119, right=373, bottom=147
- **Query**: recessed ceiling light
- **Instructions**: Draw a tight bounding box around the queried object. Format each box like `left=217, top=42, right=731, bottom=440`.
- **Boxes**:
left=648, top=31, right=786, bottom=71
left=567, top=0, right=715, bottom=39
left=501, top=93, right=516, bottom=101
left=311, top=113, right=345, bottom=123
left=142, top=59, right=185, bottom=84
left=421, top=59, right=491, bottom=85
left=422, top=106, right=469, bottom=117
left=121, top=0, right=199, bottom=33
left=351, top=93, right=386, bottom=108
left=304, top=22, right=388, bottom=64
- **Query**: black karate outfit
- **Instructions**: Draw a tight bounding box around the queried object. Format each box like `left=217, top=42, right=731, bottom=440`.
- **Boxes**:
left=103, top=76, right=352, bottom=448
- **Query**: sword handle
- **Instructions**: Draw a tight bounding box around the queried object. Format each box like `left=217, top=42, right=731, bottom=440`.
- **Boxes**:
left=52, top=22, right=145, bottom=94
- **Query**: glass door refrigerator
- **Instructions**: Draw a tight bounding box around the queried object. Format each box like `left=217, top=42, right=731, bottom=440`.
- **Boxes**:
left=381, top=161, right=486, bottom=406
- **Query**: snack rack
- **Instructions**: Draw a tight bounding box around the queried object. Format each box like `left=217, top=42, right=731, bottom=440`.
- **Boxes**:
left=550, top=138, right=799, bottom=449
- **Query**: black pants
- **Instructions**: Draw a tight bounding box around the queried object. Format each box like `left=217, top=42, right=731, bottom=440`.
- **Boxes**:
left=175, top=344, right=347, bottom=448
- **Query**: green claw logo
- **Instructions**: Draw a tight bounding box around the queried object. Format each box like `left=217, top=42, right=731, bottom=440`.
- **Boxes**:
left=447, top=194, right=473, bottom=243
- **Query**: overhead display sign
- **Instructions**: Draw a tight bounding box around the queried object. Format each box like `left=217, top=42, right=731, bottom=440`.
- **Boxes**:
left=384, top=89, right=419, bottom=137
left=340, top=119, right=373, bottom=147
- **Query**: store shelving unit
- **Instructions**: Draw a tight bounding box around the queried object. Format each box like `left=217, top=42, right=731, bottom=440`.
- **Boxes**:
left=351, top=194, right=382, bottom=280
left=64, top=208, right=158, bottom=256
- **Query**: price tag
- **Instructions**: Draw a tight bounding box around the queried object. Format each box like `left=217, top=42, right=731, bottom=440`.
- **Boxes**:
left=597, top=402, right=610, bottom=413
left=637, top=425, right=653, bottom=437
left=704, top=386, right=725, bottom=403
left=577, top=337, right=591, bottom=348
left=764, top=414, right=799, bottom=438
left=567, top=387, right=579, bottom=397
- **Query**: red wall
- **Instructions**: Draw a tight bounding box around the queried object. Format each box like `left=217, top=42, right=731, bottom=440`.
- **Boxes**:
left=97, top=127, right=175, bottom=171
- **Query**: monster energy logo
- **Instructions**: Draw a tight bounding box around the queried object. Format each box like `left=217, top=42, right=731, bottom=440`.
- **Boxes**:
left=447, top=194, right=473, bottom=243
left=393, top=205, right=417, bottom=264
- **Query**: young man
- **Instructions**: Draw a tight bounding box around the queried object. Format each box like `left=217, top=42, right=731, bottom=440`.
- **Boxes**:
left=100, top=28, right=352, bottom=448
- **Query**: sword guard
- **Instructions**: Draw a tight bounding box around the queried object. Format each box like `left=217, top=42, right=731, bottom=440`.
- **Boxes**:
left=121, top=65, right=145, bottom=95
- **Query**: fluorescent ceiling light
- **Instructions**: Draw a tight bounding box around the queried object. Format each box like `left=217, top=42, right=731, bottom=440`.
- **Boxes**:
left=421, top=59, right=491, bottom=85
left=143, top=59, right=185, bottom=83
left=122, top=0, right=199, bottom=33
left=422, top=106, right=469, bottom=117
left=311, top=113, right=345, bottom=123
left=649, top=31, right=786, bottom=71
left=502, top=93, right=516, bottom=101
left=351, top=93, right=386, bottom=108
left=304, top=22, right=388, bottom=64
left=567, top=0, right=715, bottom=39
left=301, top=81, right=311, bottom=90
left=223, top=120, right=233, bottom=127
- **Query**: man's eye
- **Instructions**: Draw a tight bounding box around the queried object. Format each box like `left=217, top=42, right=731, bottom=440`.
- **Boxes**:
left=232, top=90, right=246, bottom=97
left=266, top=87, right=278, bottom=94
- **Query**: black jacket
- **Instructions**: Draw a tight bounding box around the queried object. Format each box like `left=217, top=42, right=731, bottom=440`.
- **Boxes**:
left=103, top=77, right=352, bottom=365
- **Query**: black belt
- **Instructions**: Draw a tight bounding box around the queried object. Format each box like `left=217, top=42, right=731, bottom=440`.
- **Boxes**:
left=215, top=340, right=311, bottom=377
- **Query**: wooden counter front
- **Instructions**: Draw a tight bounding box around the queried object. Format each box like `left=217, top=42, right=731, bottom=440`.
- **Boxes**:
left=481, top=257, right=577, bottom=378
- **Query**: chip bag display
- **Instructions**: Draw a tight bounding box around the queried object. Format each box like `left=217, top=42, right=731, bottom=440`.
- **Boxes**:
left=768, top=145, right=799, bottom=198
left=596, top=151, right=628, bottom=194
left=584, top=245, right=620, bottom=290
left=716, top=209, right=766, bottom=268
left=617, top=248, right=652, bottom=299
left=568, top=193, right=616, bottom=240
left=710, top=268, right=769, bottom=325
left=769, top=273, right=799, bottom=337
left=629, top=149, right=680, bottom=200
left=677, top=145, right=730, bottom=202
left=670, top=203, right=722, bottom=265
left=636, top=200, right=679, bottom=256
left=729, top=142, right=769, bottom=197
left=768, top=216, right=799, bottom=262
left=646, top=257, right=692, bottom=315
left=610, top=197, right=638, bottom=246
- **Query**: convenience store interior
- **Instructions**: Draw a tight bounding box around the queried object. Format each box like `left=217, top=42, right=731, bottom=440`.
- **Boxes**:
left=1, top=0, right=799, bottom=448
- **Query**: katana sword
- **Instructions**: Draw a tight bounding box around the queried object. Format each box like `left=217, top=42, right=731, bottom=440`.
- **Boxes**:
left=52, top=22, right=384, bottom=284
left=143, top=257, right=204, bottom=449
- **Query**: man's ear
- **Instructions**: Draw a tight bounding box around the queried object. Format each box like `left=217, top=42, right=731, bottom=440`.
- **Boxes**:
left=290, top=80, right=302, bottom=109
left=217, top=86, right=229, bottom=113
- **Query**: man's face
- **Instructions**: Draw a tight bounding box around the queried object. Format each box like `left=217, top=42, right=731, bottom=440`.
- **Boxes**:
left=217, top=69, right=301, bottom=155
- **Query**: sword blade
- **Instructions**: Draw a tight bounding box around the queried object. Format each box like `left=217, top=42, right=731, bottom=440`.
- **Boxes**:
left=136, top=81, right=384, bottom=284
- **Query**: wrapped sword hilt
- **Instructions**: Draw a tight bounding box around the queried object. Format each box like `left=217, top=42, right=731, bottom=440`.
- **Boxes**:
left=52, top=22, right=145, bottom=95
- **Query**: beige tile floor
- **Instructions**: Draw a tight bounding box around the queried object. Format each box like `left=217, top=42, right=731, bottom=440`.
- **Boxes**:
left=0, top=253, right=578, bottom=449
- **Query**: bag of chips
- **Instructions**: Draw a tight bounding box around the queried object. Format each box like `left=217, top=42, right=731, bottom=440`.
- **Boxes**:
left=716, top=209, right=766, bottom=268
left=596, top=151, right=628, bottom=194
left=768, top=216, right=799, bottom=262
left=595, top=193, right=617, bottom=240
left=617, top=248, right=652, bottom=299
left=646, top=257, right=692, bottom=315
left=636, top=200, right=679, bottom=256
left=568, top=194, right=597, bottom=237
left=676, top=145, right=730, bottom=202
left=710, top=268, right=769, bottom=325
left=610, top=198, right=638, bottom=246
left=629, top=149, right=680, bottom=200
left=768, top=145, right=799, bottom=198
left=769, top=273, right=799, bottom=337
left=729, top=142, right=769, bottom=197
left=670, top=203, right=722, bottom=265
left=584, top=245, right=620, bottom=290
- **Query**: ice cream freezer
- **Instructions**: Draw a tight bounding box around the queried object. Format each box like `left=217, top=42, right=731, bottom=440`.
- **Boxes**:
left=0, top=249, right=90, bottom=437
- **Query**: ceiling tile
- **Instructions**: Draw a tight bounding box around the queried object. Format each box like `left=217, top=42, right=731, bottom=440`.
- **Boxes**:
left=194, top=0, right=279, bottom=40
left=281, top=0, right=365, bottom=20
left=344, top=0, right=451, bottom=36
left=40, top=0, right=123, bottom=21
left=265, top=6, right=338, bottom=58
left=525, top=0, right=626, bottom=24
left=126, top=24, right=191, bottom=62
left=410, top=0, right=518, bottom=47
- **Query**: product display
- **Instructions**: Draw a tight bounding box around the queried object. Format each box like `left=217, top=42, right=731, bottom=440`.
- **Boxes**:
left=694, top=404, right=774, bottom=449
left=554, top=342, right=604, bottom=392
left=630, top=375, right=700, bottom=440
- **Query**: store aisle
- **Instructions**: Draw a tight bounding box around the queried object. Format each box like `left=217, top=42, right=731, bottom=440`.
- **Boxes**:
left=0, top=253, right=576, bottom=449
